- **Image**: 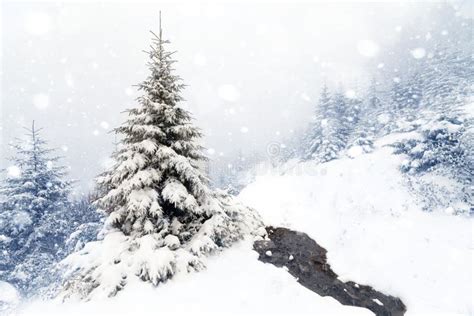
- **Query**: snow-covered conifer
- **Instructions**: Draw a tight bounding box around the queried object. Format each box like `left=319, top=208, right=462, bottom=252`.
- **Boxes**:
left=316, top=90, right=350, bottom=162
left=0, top=121, right=72, bottom=294
left=60, top=19, right=261, bottom=300
left=367, top=78, right=382, bottom=110
left=303, top=84, right=331, bottom=160
left=303, top=84, right=354, bottom=162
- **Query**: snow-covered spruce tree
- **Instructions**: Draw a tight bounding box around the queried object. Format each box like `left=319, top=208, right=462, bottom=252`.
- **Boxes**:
left=316, top=89, right=350, bottom=162
left=345, top=90, right=362, bottom=132
left=345, top=79, right=382, bottom=157
left=63, top=196, right=103, bottom=255
left=404, top=72, right=423, bottom=109
left=60, top=25, right=262, bottom=300
left=392, top=112, right=473, bottom=215
left=388, top=39, right=473, bottom=214
left=0, top=122, right=72, bottom=294
left=365, top=77, right=390, bottom=136
left=347, top=87, right=374, bottom=157
left=367, top=78, right=383, bottom=111
left=302, top=84, right=331, bottom=160
left=390, top=79, right=406, bottom=111
left=384, top=77, right=421, bottom=134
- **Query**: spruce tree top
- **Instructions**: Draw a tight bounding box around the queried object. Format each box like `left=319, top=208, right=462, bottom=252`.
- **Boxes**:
left=1, top=121, right=70, bottom=222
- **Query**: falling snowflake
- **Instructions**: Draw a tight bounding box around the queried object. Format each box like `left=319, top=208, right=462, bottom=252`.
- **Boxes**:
left=7, top=166, right=21, bottom=178
left=65, top=73, right=74, bottom=87
left=300, top=92, right=311, bottom=102
left=411, top=48, right=426, bottom=59
left=240, top=126, right=249, bottom=133
left=345, top=89, right=357, bottom=99
left=125, top=87, right=133, bottom=96
left=207, top=148, right=216, bottom=155
left=33, top=93, right=50, bottom=110
left=100, top=121, right=110, bottom=130
left=357, top=40, right=379, bottom=58
left=218, top=84, right=240, bottom=102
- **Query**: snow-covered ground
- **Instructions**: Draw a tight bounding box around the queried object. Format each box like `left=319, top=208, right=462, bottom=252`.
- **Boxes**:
left=239, top=140, right=473, bottom=315
left=0, top=281, right=20, bottom=313
left=16, top=240, right=370, bottom=316
left=9, top=136, right=473, bottom=316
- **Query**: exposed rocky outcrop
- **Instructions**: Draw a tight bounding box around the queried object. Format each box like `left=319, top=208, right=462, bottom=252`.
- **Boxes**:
left=254, top=227, right=406, bottom=316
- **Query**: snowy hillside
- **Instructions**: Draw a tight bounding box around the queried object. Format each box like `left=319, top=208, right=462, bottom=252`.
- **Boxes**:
left=17, top=240, right=371, bottom=316
left=239, top=137, right=473, bottom=315
left=8, top=133, right=472, bottom=315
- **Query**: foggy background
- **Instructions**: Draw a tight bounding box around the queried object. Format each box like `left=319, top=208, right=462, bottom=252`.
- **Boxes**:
left=1, top=1, right=471, bottom=193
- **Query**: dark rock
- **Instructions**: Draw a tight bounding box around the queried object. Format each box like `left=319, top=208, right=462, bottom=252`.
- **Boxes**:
left=254, top=227, right=406, bottom=316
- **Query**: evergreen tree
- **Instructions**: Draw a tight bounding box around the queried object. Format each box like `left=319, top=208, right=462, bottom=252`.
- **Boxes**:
left=63, top=196, right=103, bottom=255
left=389, top=75, right=421, bottom=113
left=60, top=19, right=261, bottom=300
left=346, top=84, right=375, bottom=157
left=345, top=91, right=362, bottom=133
left=0, top=121, right=72, bottom=294
left=303, top=84, right=331, bottom=160
left=367, top=77, right=382, bottom=110
left=420, top=45, right=473, bottom=114
left=363, top=77, right=386, bottom=136
left=303, top=84, right=356, bottom=162
left=317, top=90, right=350, bottom=162
left=405, top=72, right=423, bottom=109
left=390, top=79, right=406, bottom=111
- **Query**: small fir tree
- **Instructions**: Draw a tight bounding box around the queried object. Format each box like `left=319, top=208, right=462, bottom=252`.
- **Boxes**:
left=60, top=18, right=261, bottom=300
left=0, top=121, right=72, bottom=294
left=317, top=90, right=350, bottom=162
left=303, top=84, right=331, bottom=160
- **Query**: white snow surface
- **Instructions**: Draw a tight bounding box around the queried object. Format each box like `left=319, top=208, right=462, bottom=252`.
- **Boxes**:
left=17, top=241, right=370, bottom=316
left=239, top=143, right=473, bottom=316
left=0, top=281, right=20, bottom=312
left=0, top=282, right=20, bottom=304
left=12, top=136, right=473, bottom=316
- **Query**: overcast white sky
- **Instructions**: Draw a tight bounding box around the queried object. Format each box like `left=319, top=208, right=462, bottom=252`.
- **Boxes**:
left=1, top=0, right=471, bottom=193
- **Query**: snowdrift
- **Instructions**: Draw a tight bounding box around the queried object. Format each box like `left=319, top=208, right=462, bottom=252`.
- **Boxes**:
left=17, top=241, right=370, bottom=316
left=239, top=140, right=473, bottom=315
